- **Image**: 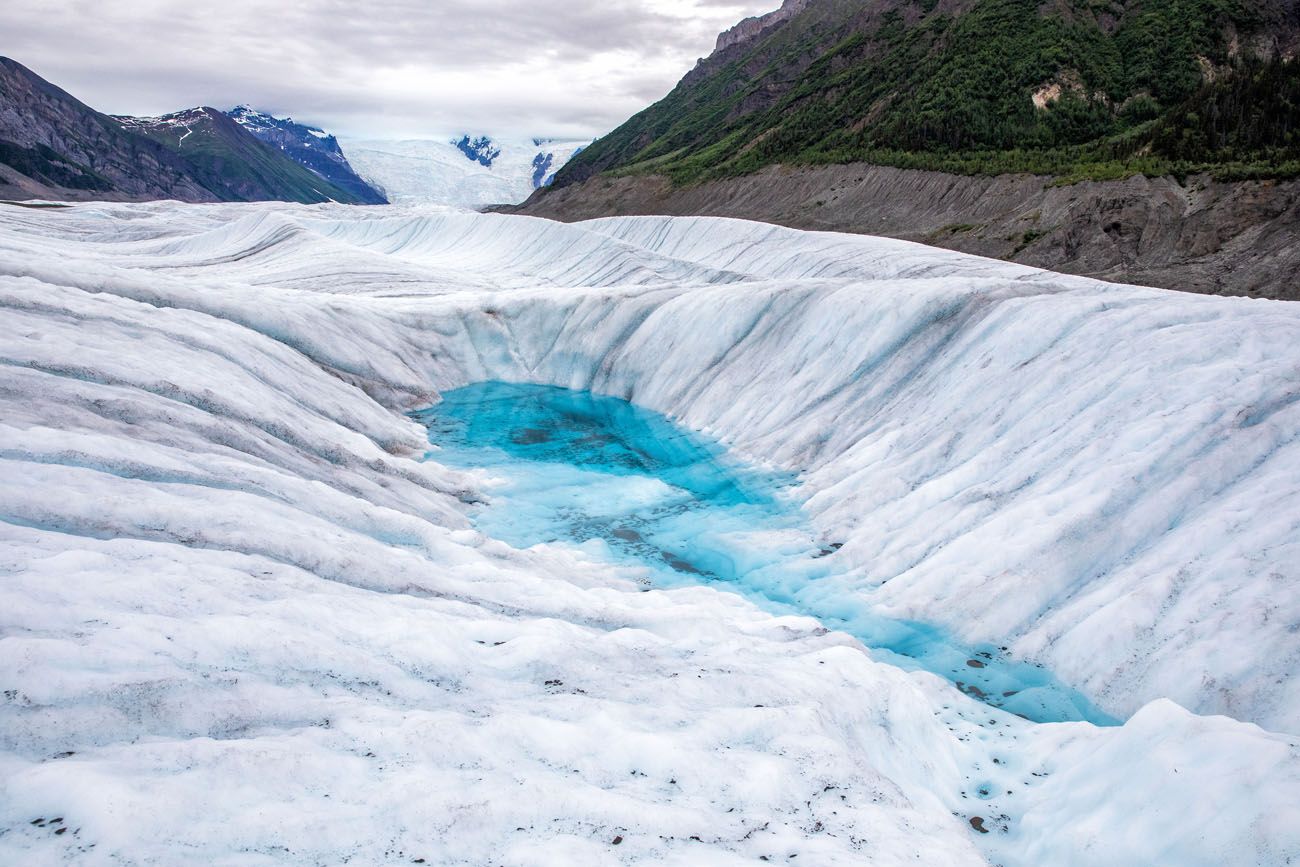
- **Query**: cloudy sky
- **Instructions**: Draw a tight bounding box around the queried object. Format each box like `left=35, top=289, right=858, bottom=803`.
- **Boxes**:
left=1, top=0, right=775, bottom=141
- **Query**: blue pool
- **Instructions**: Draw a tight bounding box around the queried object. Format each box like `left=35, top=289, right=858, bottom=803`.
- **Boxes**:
left=415, top=381, right=1117, bottom=726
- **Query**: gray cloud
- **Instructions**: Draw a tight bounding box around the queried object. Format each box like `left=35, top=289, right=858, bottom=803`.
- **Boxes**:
left=0, top=0, right=776, bottom=139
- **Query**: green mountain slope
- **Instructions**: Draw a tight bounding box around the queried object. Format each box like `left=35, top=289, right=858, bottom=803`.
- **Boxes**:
left=555, top=0, right=1300, bottom=187
left=118, top=108, right=368, bottom=204
left=0, top=57, right=218, bottom=202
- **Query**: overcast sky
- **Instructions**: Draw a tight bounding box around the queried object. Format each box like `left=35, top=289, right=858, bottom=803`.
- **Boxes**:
left=1, top=0, right=776, bottom=141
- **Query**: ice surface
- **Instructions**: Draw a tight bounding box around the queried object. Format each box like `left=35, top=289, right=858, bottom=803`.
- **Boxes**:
left=418, top=380, right=1116, bottom=725
left=1, top=200, right=1298, bottom=865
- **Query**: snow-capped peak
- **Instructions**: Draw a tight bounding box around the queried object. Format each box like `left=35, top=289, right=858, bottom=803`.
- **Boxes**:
left=227, top=104, right=274, bottom=129
left=219, top=107, right=388, bottom=203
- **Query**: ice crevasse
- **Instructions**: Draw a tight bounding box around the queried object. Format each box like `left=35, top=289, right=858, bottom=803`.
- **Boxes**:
left=0, top=201, right=1297, bottom=866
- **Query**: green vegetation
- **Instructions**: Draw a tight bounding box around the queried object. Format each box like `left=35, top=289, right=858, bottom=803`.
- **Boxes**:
left=129, top=110, right=365, bottom=204
left=558, top=0, right=1298, bottom=187
left=936, top=223, right=983, bottom=235
left=1011, top=227, right=1049, bottom=254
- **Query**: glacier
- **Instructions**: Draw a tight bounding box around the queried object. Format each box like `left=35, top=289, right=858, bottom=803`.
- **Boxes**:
left=0, top=200, right=1297, bottom=865
left=419, top=380, right=1116, bottom=726
left=341, top=137, right=587, bottom=207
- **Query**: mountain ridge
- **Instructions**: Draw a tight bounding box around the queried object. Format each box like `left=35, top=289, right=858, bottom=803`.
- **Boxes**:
left=552, top=0, right=1300, bottom=187
left=116, top=107, right=370, bottom=204
left=510, top=0, right=1300, bottom=297
left=226, top=106, right=386, bottom=204
left=0, top=57, right=218, bottom=202
left=0, top=58, right=379, bottom=205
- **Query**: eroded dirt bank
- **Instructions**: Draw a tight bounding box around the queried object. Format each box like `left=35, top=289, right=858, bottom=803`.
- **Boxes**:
left=506, top=164, right=1300, bottom=300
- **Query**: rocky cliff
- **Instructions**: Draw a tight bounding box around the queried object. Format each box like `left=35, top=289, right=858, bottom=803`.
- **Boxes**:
left=712, top=0, right=811, bottom=53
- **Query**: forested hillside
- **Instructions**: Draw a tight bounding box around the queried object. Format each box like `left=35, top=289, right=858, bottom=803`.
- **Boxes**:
left=556, top=0, right=1300, bottom=186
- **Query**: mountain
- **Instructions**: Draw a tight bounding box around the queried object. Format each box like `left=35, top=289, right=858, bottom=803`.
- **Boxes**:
left=342, top=134, right=587, bottom=208
left=227, top=105, right=386, bottom=204
left=554, top=0, right=1300, bottom=186
left=0, top=57, right=216, bottom=202
left=0, top=58, right=378, bottom=205
left=511, top=0, right=1300, bottom=298
left=115, top=108, right=373, bottom=204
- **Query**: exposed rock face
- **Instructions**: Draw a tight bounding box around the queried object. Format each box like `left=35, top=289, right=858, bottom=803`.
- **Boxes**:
left=713, top=0, right=811, bottom=54
left=507, top=166, right=1300, bottom=299
left=453, top=135, right=503, bottom=168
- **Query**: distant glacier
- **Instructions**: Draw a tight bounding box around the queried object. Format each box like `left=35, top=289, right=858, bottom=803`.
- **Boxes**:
left=341, top=135, right=588, bottom=208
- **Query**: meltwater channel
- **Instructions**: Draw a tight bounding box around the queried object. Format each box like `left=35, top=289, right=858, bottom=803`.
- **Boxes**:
left=415, top=381, right=1116, bottom=726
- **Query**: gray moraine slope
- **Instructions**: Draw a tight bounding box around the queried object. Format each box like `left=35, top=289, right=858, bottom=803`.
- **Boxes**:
left=507, top=165, right=1300, bottom=300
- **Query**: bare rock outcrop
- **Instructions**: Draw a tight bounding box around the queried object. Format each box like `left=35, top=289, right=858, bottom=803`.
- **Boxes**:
left=713, top=0, right=812, bottom=54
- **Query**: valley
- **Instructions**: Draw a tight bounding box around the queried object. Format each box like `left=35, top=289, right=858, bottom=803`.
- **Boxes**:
left=2, top=0, right=1299, bottom=863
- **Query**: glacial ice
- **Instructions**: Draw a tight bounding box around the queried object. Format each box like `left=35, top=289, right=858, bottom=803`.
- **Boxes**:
left=341, top=137, right=588, bottom=208
left=0, top=200, right=1298, bottom=865
left=418, top=380, right=1116, bottom=726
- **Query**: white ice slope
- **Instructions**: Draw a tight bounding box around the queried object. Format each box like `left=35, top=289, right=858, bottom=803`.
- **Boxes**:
left=0, top=201, right=1297, bottom=865
left=341, top=137, right=587, bottom=207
